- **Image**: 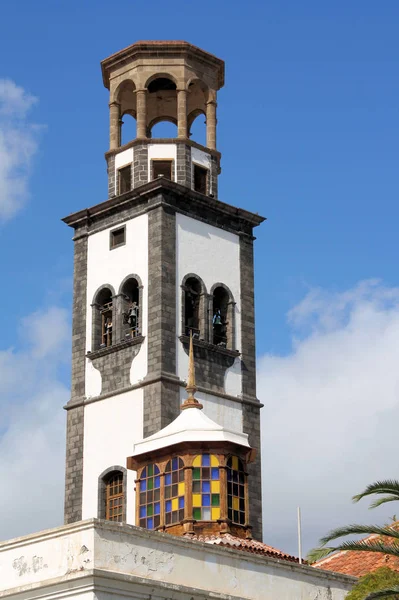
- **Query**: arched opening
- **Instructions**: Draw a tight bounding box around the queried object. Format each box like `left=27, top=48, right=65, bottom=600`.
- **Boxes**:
left=121, top=277, right=140, bottom=338
left=188, top=110, right=206, bottom=147
left=92, top=287, right=114, bottom=350
left=212, top=286, right=229, bottom=347
left=150, top=119, right=178, bottom=139
left=146, top=76, right=177, bottom=140
left=120, top=111, right=136, bottom=145
left=183, top=277, right=201, bottom=337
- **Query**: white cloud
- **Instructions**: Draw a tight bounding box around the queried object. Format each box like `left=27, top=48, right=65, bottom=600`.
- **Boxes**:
left=260, top=279, right=399, bottom=556
left=0, top=80, right=40, bottom=222
left=0, top=305, right=69, bottom=541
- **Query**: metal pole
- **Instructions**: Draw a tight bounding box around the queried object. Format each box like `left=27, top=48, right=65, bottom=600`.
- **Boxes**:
left=297, top=506, right=303, bottom=564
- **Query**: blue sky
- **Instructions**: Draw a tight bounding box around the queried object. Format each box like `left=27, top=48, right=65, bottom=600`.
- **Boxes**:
left=1, top=1, right=399, bottom=553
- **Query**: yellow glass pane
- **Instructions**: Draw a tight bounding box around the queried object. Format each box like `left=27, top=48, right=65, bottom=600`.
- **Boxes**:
left=231, top=456, right=239, bottom=471
left=172, top=498, right=178, bottom=511
left=210, top=455, right=219, bottom=467
left=178, top=482, right=185, bottom=496
left=212, top=507, right=221, bottom=520
left=193, top=456, right=201, bottom=467
left=193, top=494, right=202, bottom=507
left=211, top=481, right=220, bottom=493
left=233, top=496, right=239, bottom=511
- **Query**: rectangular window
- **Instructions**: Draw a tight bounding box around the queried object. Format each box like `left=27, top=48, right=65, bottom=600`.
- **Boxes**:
left=152, top=160, right=172, bottom=181
left=193, top=164, right=208, bottom=195
left=110, top=226, right=126, bottom=250
left=118, top=165, right=131, bottom=195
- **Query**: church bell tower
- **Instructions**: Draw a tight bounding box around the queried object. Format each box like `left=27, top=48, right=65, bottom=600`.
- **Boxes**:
left=62, top=41, right=265, bottom=541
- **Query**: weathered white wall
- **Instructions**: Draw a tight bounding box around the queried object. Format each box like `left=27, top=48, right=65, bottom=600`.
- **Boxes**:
left=148, top=143, right=177, bottom=181
left=82, top=389, right=143, bottom=523
left=114, top=147, right=134, bottom=177
left=176, top=213, right=242, bottom=413
left=179, top=387, right=243, bottom=433
left=0, top=520, right=355, bottom=600
left=85, top=213, right=148, bottom=398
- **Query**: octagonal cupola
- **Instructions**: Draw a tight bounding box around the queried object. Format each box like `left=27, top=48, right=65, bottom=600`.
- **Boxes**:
left=127, top=335, right=255, bottom=539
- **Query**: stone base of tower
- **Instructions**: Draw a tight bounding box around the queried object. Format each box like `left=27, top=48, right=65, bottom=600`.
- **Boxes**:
left=0, top=520, right=355, bottom=600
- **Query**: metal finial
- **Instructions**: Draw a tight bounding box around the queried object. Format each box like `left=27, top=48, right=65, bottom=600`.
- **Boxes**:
left=181, top=331, right=203, bottom=410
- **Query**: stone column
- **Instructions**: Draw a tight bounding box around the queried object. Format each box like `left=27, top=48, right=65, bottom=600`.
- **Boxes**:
left=109, top=102, right=121, bottom=150
left=136, top=89, right=147, bottom=139
left=206, top=91, right=217, bottom=150
left=177, top=89, right=188, bottom=138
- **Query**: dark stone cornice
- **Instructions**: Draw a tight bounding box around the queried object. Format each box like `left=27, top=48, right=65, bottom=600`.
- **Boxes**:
left=62, top=178, right=266, bottom=236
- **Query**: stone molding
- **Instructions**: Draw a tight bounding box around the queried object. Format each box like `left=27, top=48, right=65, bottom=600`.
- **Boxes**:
left=86, top=335, right=144, bottom=359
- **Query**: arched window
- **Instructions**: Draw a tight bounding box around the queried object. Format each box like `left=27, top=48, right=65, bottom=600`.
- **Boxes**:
left=164, top=457, right=185, bottom=525
left=150, top=120, right=178, bottom=139
left=227, top=456, right=246, bottom=525
left=138, top=464, right=161, bottom=530
left=192, top=454, right=220, bottom=521
left=98, top=467, right=126, bottom=522
left=188, top=111, right=206, bottom=147
left=121, top=277, right=140, bottom=338
left=212, top=286, right=229, bottom=347
left=92, top=287, right=114, bottom=350
left=183, top=276, right=201, bottom=337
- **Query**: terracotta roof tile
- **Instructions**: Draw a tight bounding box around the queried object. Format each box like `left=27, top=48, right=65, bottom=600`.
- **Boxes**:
left=185, top=533, right=301, bottom=563
left=314, top=529, right=399, bottom=577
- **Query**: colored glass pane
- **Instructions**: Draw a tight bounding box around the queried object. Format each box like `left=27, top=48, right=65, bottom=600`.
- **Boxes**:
left=164, top=457, right=185, bottom=525
left=105, top=472, right=124, bottom=522
left=138, top=463, right=161, bottom=530
left=212, top=507, right=221, bottom=520
left=191, top=454, right=220, bottom=520
left=227, top=456, right=246, bottom=525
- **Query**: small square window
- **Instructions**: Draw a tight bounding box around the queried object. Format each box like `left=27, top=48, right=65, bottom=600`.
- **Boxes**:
left=118, top=165, right=131, bottom=195
left=193, top=164, right=208, bottom=195
left=152, top=160, right=172, bottom=181
left=110, top=226, right=126, bottom=250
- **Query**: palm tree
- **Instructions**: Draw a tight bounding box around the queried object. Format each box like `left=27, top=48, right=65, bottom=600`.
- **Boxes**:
left=307, top=480, right=399, bottom=600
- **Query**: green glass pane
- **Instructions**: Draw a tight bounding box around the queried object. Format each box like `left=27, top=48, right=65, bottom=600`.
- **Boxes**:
left=148, top=464, right=153, bottom=477
left=211, top=494, right=220, bottom=506
left=147, top=504, right=153, bottom=516
left=193, top=507, right=201, bottom=520
left=193, top=468, right=201, bottom=480
left=148, top=478, right=154, bottom=490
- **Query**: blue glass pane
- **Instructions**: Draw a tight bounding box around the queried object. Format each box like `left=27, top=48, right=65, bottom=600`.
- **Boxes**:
left=154, top=465, right=160, bottom=475
left=140, top=506, right=146, bottom=518
left=203, top=494, right=210, bottom=506
left=166, top=500, right=172, bottom=512
left=147, top=517, right=154, bottom=529
left=154, top=502, right=160, bottom=515
left=227, top=470, right=232, bottom=481
left=211, top=468, right=219, bottom=480
left=202, top=454, right=210, bottom=467
left=154, top=476, right=160, bottom=488
left=179, top=496, right=184, bottom=509
left=140, top=479, right=147, bottom=491
left=202, top=481, right=210, bottom=493
left=165, top=473, right=172, bottom=485
left=141, top=467, right=147, bottom=478
left=172, top=457, right=178, bottom=471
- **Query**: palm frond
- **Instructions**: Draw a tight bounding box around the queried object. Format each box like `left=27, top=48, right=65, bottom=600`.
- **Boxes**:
left=307, top=540, right=399, bottom=564
left=320, top=524, right=399, bottom=546
left=369, top=496, right=399, bottom=510
left=365, top=587, right=399, bottom=599
left=306, top=547, right=337, bottom=563
left=353, top=481, right=399, bottom=504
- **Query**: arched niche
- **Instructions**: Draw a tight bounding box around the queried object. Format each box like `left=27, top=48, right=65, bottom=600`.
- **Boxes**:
left=91, top=285, right=115, bottom=350
left=145, top=75, right=178, bottom=139
left=210, top=283, right=236, bottom=350
left=119, top=275, right=143, bottom=339
left=181, top=274, right=208, bottom=340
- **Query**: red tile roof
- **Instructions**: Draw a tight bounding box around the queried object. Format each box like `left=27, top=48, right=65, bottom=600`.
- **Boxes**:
left=314, top=531, right=399, bottom=577
left=185, top=533, right=301, bottom=563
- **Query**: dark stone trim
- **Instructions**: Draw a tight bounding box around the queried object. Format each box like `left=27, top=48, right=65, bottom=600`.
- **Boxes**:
left=87, top=335, right=144, bottom=359
left=64, top=232, right=87, bottom=524
left=179, top=335, right=239, bottom=359
left=97, top=465, right=127, bottom=521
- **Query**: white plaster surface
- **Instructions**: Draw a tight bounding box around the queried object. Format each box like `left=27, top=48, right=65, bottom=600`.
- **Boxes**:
left=82, top=389, right=143, bottom=523
left=115, top=147, right=134, bottom=170
left=0, top=520, right=355, bottom=600
left=85, top=213, right=148, bottom=398
left=191, top=146, right=211, bottom=169
left=176, top=213, right=242, bottom=405
left=148, top=143, right=177, bottom=181
left=179, top=387, right=243, bottom=433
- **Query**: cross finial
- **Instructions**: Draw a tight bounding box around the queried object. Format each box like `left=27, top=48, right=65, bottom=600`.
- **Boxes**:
left=181, top=331, right=203, bottom=410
